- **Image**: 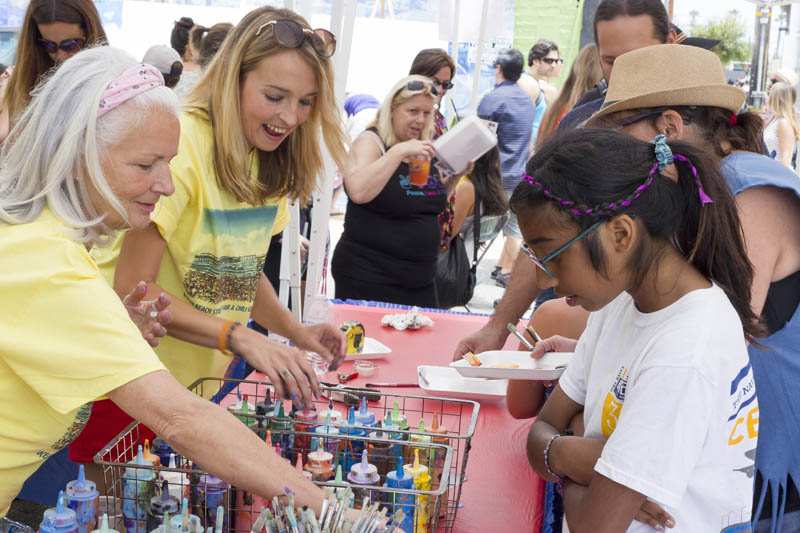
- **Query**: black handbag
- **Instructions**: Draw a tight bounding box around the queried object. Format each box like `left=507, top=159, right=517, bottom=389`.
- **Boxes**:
left=433, top=191, right=481, bottom=308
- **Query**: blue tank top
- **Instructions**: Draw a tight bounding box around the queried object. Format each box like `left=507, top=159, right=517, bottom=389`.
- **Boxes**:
left=531, top=84, right=547, bottom=143
left=721, top=151, right=800, bottom=531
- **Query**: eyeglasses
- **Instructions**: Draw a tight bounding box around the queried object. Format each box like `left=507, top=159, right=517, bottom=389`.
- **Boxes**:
left=522, top=221, right=603, bottom=278
left=37, top=37, right=85, bottom=55
left=255, top=19, right=336, bottom=58
left=432, top=78, right=454, bottom=91
left=542, top=57, right=564, bottom=65
left=404, top=79, right=439, bottom=97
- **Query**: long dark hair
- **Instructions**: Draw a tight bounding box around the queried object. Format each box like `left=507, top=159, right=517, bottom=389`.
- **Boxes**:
left=196, top=23, right=233, bottom=68
left=471, top=146, right=507, bottom=216
left=510, top=128, right=762, bottom=340
left=3, top=0, right=106, bottom=122
left=594, top=0, right=670, bottom=43
left=171, top=17, right=194, bottom=59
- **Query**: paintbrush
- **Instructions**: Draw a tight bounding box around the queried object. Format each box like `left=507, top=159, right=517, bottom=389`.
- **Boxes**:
left=506, top=323, right=535, bottom=350
left=525, top=325, right=543, bottom=344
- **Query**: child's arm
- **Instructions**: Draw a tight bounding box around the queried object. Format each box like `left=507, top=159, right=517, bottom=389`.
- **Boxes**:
left=562, top=478, right=645, bottom=533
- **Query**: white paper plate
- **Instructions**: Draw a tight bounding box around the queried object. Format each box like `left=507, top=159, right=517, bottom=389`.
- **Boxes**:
left=344, top=337, right=392, bottom=360
left=417, top=365, right=507, bottom=402
left=451, top=350, right=572, bottom=380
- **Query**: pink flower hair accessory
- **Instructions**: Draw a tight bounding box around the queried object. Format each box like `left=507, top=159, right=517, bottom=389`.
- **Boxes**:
left=98, top=63, right=165, bottom=117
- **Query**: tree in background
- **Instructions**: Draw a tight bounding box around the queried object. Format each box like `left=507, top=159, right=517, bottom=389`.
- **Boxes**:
left=691, top=14, right=751, bottom=66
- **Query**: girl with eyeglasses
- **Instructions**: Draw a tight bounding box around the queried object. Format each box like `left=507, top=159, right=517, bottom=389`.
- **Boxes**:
left=521, top=128, right=759, bottom=531
left=332, top=75, right=448, bottom=307
left=0, top=0, right=106, bottom=143
left=69, top=7, right=349, bottom=468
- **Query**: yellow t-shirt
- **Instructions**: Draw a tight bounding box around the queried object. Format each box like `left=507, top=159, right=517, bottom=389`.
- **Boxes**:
left=94, top=110, right=288, bottom=388
left=0, top=209, right=165, bottom=516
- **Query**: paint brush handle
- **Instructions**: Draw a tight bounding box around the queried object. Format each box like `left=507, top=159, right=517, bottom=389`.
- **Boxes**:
left=506, top=323, right=535, bottom=350
left=525, top=325, right=543, bottom=344
left=364, top=383, right=419, bottom=388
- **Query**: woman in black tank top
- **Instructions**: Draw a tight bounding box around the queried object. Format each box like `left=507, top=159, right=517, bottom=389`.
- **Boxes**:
left=332, top=76, right=447, bottom=306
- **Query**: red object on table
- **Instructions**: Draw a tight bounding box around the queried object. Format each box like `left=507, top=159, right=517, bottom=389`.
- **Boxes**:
left=328, top=304, right=543, bottom=533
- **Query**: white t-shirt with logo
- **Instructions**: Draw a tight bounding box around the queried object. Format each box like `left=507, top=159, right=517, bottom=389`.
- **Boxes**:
left=559, top=284, right=757, bottom=533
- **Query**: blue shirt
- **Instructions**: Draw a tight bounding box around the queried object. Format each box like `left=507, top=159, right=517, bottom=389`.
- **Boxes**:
left=477, top=80, right=535, bottom=190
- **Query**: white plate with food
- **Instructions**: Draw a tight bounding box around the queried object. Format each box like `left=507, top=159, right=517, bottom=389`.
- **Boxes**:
left=451, top=350, right=572, bottom=380
left=344, top=337, right=392, bottom=360
left=417, top=365, right=507, bottom=402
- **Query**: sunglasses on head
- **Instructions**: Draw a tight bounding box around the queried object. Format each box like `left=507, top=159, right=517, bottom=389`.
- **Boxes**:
left=255, top=19, right=336, bottom=58
left=404, top=80, right=439, bottom=97
left=37, top=37, right=85, bottom=55
left=542, top=57, right=564, bottom=65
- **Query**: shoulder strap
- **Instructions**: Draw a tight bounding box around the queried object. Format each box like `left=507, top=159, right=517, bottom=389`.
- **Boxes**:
left=364, top=128, right=387, bottom=155
left=471, top=189, right=481, bottom=273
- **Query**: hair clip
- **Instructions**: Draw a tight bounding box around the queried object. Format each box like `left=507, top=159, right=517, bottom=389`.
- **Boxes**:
left=728, top=113, right=738, bottom=126
left=653, top=134, right=674, bottom=172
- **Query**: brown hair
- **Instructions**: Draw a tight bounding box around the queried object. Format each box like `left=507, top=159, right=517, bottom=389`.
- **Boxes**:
left=171, top=17, right=194, bottom=59
left=3, top=0, right=106, bottom=123
left=185, top=7, right=348, bottom=205
left=409, top=48, right=455, bottom=79
left=594, top=0, right=670, bottom=44
left=536, top=44, right=603, bottom=147
left=195, top=23, right=234, bottom=69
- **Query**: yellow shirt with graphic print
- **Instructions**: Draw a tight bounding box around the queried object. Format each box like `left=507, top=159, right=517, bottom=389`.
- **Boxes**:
left=0, top=209, right=165, bottom=516
left=94, top=110, right=289, bottom=388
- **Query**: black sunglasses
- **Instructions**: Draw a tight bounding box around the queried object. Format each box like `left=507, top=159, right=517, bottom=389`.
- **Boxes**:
left=255, top=19, right=336, bottom=58
left=37, top=37, right=85, bottom=55
left=433, top=78, right=454, bottom=91
left=404, top=80, right=439, bottom=97
left=542, top=57, right=564, bottom=65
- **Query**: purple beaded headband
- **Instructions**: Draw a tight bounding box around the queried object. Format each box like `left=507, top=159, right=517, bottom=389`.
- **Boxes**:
left=523, top=137, right=713, bottom=218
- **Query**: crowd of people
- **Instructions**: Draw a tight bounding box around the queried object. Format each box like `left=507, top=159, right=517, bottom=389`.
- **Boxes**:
left=1, top=0, right=799, bottom=531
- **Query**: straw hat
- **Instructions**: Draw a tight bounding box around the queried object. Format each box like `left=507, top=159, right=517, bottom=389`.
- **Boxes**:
left=590, top=44, right=746, bottom=124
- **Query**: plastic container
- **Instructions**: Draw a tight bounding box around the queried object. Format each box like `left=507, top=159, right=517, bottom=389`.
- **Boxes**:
left=353, top=360, right=377, bottom=378
left=40, top=492, right=78, bottom=533
left=433, top=115, right=498, bottom=176
left=65, top=465, right=99, bottom=533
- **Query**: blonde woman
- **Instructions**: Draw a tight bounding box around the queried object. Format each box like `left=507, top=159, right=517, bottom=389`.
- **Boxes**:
left=332, top=75, right=446, bottom=306
left=764, top=81, right=800, bottom=168
left=69, top=6, right=349, bottom=464
left=0, top=45, right=326, bottom=517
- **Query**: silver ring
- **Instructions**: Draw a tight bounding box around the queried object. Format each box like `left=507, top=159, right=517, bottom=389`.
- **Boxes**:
left=280, top=369, right=292, bottom=380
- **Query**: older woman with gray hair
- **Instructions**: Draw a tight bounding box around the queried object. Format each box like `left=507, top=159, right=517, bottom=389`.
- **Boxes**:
left=0, top=46, right=326, bottom=515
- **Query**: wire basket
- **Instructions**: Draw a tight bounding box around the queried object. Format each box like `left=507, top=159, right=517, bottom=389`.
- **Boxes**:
left=94, top=378, right=480, bottom=533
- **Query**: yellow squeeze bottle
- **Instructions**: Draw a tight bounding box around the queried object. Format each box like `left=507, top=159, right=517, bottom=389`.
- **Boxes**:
left=407, top=449, right=431, bottom=533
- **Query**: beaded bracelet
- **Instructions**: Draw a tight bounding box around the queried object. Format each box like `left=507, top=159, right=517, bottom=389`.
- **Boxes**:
left=543, top=433, right=564, bottom=481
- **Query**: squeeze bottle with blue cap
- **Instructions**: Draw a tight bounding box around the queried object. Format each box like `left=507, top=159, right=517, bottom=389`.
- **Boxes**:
left=339, top=406, right=367, bottom=470
left=313, top=413, right=341, bottom=457
left=347, top=449, right=380, bottom=508
left=123, top=445, right=157, bottom=533
left=146, top=480, right=179, bottom=533
left=354, top=396, right=376, bottom=428
left=170, top=498, right=203, bottom=533
left=91, top=514, right=119, bottom=533
left=384, top=458, right=414, bottom=533
left=66, top=464, right=99, bottom=533
left=198, top=475, right=228, bottom=532
left=40, top=491, right=78, bottom=533
left=151, top=438, right=175, bottom=467
left=160, top=453, right=185, bottom=500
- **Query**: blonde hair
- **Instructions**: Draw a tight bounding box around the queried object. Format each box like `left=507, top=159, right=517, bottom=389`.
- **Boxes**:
left=184, top=6, right=348, bottom=205
left=0, top=47, right=178, bottom=245
left=371, top=75, right=436, bottom=147
left=768, top=82, right=800, bottom=141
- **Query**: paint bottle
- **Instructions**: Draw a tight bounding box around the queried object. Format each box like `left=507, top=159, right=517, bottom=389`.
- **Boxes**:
left=65, top=464, right=99, bottom=533
left=347, top=450, right=380, bottom=508
left=197, top=475, right=229, bottom=532
left=295, top=454, right=313, bottom=481
left=142, top=440, right=161, bottom=467
left=291, top=403, right=319, bottom=462
left=305, top=437, right=334, bottom=482
left=406, top=449, right=431, bottom=533
left=146, top=481, right=179, bottom=533
left=367, top=423, right=394, bottom=482
left=381, top=416, right=404, bottom=467
left=159, top=453, right=185, bottom=501
left=123, top=445, right=157, bottom=533
left=254, top=389, right=275, bottom=421
left=214, top=507, right=224, bottom=533
left=269, top=401, right=295, bottom=462
left=384, top=459, right=414, bottom=533
left=90, top=514, right=119, bottom=533
left=150, top=438, right=176, bottom=468
left=404, top=420, right=432, bottom=467
left=339, top=406, right=367, bottom=471
left=313, top=413, right=341, bottom=458
left=429, top=414, right=450, bottom=520
left=354, top=397, right=377, bottom=428
left=227, top=393, right=255, bottom=424
left=40, top=491, right=78, bottom=533
left=332, top=465, right=354, bottom=507
left=390, top=401, right=409, bottom=437
left=186, top=462, right=203, bottom=518
left=321, top=399, right=343, bottom=425
left=148, top=510, right=170, bottom=533
left=169, top=498, right=202, bottom=533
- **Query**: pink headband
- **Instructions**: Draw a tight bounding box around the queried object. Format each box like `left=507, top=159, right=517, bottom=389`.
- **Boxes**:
left=98, top=64, right=165, bottom=117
